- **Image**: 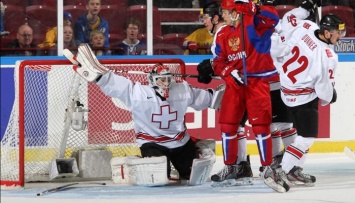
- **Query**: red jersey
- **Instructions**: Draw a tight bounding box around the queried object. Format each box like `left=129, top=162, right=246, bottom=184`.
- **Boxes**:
left=213, top=6, right=279, bottom=79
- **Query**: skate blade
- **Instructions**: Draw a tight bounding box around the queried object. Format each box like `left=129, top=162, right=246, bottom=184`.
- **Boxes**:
left=290, top=181, right=315, bottom=187
left=211, top=178, right=253, bottom=187
left=263, top=177, right=287, bottom=193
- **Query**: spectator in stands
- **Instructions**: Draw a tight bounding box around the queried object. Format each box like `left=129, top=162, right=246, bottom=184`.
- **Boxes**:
left=90, top=29, right=111, bottom=56
left=183, top=26, right=213, bottom=55
left=47, top=25, right=78, bottom=56
left=38, top=12, right=73, bottom=48
left=115, top=17, right=146, bottom=55
left=4, top=24, right=37, bottom=56
left=74, top=0, right=109, bottom=48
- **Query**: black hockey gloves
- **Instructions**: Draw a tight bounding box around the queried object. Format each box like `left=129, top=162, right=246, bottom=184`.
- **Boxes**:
left=197, top=59, right=214, bottom=84
left=330, top=88, right=337, bottom=104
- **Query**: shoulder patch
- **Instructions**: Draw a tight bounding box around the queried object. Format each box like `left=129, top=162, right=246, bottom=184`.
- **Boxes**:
left=325, top=49, right=333, bottom=58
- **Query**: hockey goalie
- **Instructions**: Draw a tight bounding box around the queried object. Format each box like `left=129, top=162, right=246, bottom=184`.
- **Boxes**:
left=63, top=44, right=219, bottom=186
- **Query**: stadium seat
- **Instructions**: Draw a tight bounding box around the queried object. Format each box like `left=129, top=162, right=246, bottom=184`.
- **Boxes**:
left=26, top=5, right=57, bottom=35
left=162, top=33, right=188, bottom=47
left=63, top=5, right=86, bottom=23
left=322, top=5, right=354, bottom=36
left=1, top=0, right=29, bottom=7
left=275, top=5, right=297, bottom=19
left=101, top=0, right=128, bottom=6
left=63, top=0, right=86, bottom=6
left=126, top=5, right=162, bottom=37
left=99, top=5, right=126, bottom=35
left=28, top=0, right=56, bottom=7
left=2, top=5, right=26, bottom=35
left=138, top=34, right=163, bottom=44
left=108, top=33, right=125, bottom=45
left=153, top=43, right=184, bottom=55
left=0, top=36, right=16, bottom=47
left=159, top=8, right=200, bottom=22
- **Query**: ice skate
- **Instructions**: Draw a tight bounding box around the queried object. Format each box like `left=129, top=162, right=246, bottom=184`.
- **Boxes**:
left=287, top=166, right=316, bottom=187
left=235, top=160, right=253, bottom=185
left=262, top=166, right=290, bottom=193
left=211, top=165, right=239, bottom=187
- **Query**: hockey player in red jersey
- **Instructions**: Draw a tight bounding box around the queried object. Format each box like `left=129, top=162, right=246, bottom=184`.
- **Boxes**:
left=211, top=0, right=289, bottom=192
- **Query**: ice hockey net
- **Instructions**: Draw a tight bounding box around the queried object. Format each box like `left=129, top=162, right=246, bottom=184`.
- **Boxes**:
left=0, top=58, right=185, bottom=186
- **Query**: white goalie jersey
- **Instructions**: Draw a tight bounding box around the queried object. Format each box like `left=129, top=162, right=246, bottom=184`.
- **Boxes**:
left=96, top=71, right=213, bottom=148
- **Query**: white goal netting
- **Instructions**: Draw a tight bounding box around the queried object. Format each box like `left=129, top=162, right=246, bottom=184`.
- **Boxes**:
left=0, top=59, right=185, bottom=186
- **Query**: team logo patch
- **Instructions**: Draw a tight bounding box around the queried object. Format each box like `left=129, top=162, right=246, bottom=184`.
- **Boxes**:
left=228, top=36, right=240, bottom=51
left=325, top=49, right=333, bottom=58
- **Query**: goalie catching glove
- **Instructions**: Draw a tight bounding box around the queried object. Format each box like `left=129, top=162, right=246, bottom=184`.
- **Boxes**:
left=63, top=43, right=108, bottom=82
left=197, top=59, right=214, bottom=84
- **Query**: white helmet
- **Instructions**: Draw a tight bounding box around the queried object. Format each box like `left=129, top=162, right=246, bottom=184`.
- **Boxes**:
left=148, top=64, right=173, bottom=98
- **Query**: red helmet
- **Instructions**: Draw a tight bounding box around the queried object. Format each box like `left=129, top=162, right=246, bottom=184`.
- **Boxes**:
left=221, top=0, right=236, bottom=11
left=148, top=64, right=173, bottom=98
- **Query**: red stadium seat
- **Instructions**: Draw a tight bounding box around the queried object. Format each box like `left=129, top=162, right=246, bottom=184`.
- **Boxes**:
left=0, top=36, right=16, bottom=47
left=108, top=33, right=125, bottom=45
left=63, top=0, right=86, bottom=6
left=26, top=5, right=57, bottom=35
left=162, top=33, right=188, bottom=46
left=101, top=0, right=128, bottom=6
left=1, top=0, right=28, bottom=7
left=28, top=0, right=56, bottom=7
left=126, top=5, right=162, bottom=37
left=275, top=5, right=297, bottom=19
left=159, top=8, right=200, bottom=22
left=99, top=5, right=126, bottom=35
left=2, top=5, right=26, bottom=35
left=322, top=5, right=354, bottom=36
left=63, top=5, right=86, bottom=23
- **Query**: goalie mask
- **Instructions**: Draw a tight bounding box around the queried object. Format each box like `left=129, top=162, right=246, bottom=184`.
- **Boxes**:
left=148, top=64, right=173, bottom=98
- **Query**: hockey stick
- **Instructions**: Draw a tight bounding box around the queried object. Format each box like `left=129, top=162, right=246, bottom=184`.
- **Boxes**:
left=344, top=146, right=355, bottom=161
left=240, top=13, right=248, bottom=85
left=36, top=182, right=106, bottom=196
left=112, top=69, right=222, bottom=80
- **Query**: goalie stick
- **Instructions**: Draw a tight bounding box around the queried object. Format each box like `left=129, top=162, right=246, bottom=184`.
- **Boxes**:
left=344, top=146, right=355, bottom=161
left=63, top=48, right=221, bottom=80
left=36, top=182, right=106, bottom=196
left=110, top=69, right=222, bottom=80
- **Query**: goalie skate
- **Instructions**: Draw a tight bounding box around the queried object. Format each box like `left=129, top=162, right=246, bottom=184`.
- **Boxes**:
left=63, top=43, right=108, bottom=82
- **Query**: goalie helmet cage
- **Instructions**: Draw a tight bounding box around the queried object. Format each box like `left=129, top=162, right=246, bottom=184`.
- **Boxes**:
left=0, top=58, right=185, bottom=187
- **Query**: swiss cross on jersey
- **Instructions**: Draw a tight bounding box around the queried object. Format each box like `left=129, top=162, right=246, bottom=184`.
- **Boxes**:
left=151, top=105, right=177, bottom=129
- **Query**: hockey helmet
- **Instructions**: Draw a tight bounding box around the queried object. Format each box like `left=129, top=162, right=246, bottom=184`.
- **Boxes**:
left=320, top=14, right=346, bottom=36
left=202, top=0, right=222, bottom=19
left=148, top=64, right=173, bottom=98
left=221, top=0, right=236, bottom=11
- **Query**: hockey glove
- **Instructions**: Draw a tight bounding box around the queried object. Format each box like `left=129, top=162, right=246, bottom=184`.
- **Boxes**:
left=223, top=69, right=244, bottom=89
left=330, top=88, right=337, bottom=104
left=300, top=0, right=321, bottom=12
left=234, top=0, right=259, bottom=15
left=197, top=59, right=214, bottom=84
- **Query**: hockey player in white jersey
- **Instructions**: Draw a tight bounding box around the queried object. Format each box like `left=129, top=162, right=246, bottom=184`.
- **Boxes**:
left=266, top=0, right=322, bottom=173
left=275, top=11, right=344, bottom=189
left=64, top=43, right=217, bottom=186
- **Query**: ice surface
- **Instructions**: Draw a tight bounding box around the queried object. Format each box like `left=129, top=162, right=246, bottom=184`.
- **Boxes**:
left=1, top=153, right=355, bottom=203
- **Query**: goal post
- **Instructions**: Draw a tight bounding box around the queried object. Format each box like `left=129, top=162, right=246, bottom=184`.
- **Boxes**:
left=0, top=58, right=185, bottom=187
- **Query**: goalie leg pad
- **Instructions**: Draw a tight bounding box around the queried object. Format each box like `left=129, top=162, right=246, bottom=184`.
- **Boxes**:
left=188, top=151, right=216, bottom=186
left=126, top=156, right=169, bottom=186
left=110, top=157, right=129, bottom=184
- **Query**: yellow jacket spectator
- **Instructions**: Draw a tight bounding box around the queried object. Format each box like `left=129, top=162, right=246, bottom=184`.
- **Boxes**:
left=183, top=27, right=213, bottom=55
left=38, top=12, right=73, bottom=48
